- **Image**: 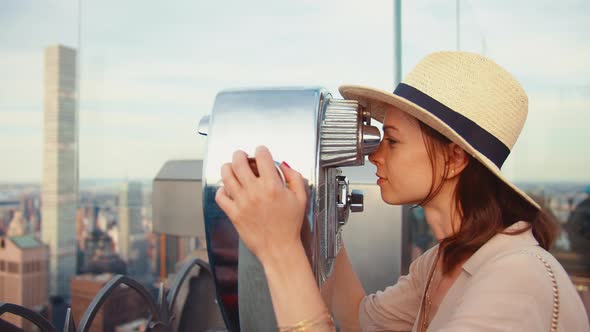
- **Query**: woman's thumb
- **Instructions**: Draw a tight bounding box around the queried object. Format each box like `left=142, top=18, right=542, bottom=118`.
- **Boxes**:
left=280, top=162, right=307, bottom=203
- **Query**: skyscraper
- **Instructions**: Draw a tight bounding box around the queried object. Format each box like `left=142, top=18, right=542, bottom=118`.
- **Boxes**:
left=42, top=45, right=78, bottom=297
left=118, top=181, right=147, bottom=275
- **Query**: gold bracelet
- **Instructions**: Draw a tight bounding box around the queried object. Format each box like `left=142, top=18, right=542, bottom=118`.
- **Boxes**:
left=278, top=311, right=335, bottom=332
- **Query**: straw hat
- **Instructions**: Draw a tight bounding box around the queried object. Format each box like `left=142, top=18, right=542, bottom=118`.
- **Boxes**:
left=339, top=51, right=540, bottom=209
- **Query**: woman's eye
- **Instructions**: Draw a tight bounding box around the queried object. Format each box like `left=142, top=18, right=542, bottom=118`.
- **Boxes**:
left=386, top=138, right=398, bottom=146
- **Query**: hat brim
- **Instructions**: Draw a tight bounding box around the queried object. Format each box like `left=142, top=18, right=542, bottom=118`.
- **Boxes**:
left=339, top=84, right=540, bottom=210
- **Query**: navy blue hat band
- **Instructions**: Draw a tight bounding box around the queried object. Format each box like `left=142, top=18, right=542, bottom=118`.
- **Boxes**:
left=393, top=83, right=510, bottom=169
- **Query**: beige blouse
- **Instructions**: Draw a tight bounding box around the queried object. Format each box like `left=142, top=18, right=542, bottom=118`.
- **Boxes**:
left=358, top=221, right=590, bottom=331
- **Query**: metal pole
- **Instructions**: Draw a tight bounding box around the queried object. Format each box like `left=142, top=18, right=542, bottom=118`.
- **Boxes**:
left=393, top=0, right=412, bottom=276
left=76, top=0, right=81, bottom=202
left=160, top=234, right=167, bottom=280
left=393, top=0, right=402, bottom=86
left=456, top=0, right=461, bottom=50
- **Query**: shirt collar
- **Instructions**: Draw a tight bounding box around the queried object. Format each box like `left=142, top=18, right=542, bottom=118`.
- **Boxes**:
left=461, top=221, right=539, bottom=276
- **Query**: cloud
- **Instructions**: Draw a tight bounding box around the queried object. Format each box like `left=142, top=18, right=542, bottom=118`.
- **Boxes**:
left=402, top=0, right=590, bottom=85
left=0, top=111, right=42, bottom=181
left=0, top=110, right=42, bottom=128
left=0, top=50, right=45, bottom=110
left=79, top=108, right=207, bottom=179
left=0, top=0, right=78, bottom=50
left=0, top=107, right=207, bottom=180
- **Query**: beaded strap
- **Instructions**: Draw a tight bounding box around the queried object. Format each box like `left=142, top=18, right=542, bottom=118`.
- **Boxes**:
left=522, top=250, right=559, bottom=332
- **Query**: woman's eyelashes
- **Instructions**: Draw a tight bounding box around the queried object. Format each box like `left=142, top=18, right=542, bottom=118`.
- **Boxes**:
left=385, top=137, right=398, bottom=147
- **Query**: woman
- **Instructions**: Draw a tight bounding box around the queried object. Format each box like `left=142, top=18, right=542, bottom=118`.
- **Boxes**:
left=215, top=52, right=590, bottom=331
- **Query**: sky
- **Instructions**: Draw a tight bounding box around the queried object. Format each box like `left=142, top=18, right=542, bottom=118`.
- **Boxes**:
left=0, top=0, right=589, bottom=183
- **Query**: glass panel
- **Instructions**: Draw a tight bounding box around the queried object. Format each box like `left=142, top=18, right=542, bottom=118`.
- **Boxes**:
left=3, top=0, right=588, bottom=328
left=402, top=0, right=590, bottom=318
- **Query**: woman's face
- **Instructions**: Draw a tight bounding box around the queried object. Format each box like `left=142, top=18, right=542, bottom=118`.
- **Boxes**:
left=369, top=106, right=439, bottom=205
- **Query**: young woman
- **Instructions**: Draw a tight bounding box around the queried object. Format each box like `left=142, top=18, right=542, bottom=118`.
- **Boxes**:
left=215, top=52, right=590, bottom=331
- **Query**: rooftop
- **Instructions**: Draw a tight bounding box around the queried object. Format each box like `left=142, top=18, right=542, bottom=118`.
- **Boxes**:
left=9, top=235, right=43, bottom=249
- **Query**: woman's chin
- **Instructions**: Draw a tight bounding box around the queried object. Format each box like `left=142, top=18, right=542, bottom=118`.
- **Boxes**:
left=381, top=192, right=419, bottom=206
left=381, top=193, right=402, bottom=205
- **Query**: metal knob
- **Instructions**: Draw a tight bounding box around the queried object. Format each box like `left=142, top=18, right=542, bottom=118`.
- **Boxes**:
left=320, top=99, right=381, bottom=167
left=320, top=99, right=362, bottom=167
left=362, top=125, right=381, bottom=156
left=348, top=189, right=364, bottom=213
left=335, top=175, right=350, bottom=227
left=197, top=115, right=210, bottom=136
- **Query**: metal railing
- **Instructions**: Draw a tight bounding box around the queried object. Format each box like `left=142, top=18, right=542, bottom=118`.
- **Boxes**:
left=0, top=259, right=216, bottom=332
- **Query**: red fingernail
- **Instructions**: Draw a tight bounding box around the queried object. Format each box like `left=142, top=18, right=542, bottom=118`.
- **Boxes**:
left=282, top=161, right=291, bottom=169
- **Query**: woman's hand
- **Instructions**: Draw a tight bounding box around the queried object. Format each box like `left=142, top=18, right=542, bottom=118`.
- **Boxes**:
left=215, top=146, right=308, bottom=265
left=216, top=146, right=334, bottom=328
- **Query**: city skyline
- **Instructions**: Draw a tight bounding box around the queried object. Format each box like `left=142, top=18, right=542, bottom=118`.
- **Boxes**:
left=0, top=0, right=589, bottom=183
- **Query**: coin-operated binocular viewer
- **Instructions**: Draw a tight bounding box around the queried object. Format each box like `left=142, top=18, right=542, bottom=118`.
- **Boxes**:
left=198, top=87, right=381, bottom=331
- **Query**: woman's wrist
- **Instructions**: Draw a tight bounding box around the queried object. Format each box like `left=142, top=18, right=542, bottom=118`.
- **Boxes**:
left=259, top=239, right=307, bottom=272
left=260, top=240, right=329, bottom=327
left=260, top=242, right=307, bottom=281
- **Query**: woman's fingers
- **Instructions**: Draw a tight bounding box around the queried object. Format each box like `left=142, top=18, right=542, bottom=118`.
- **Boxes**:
left=231, top=150, right=256, bottom=187
left=220, top=163, right=243, bottom=199
left=280, top=162, right=307, bottom=205
left=254, top=146, right=283, bottom=186
left=216, top=148, right=308, bottom=260
left=215, top=186, right=238, bottom=220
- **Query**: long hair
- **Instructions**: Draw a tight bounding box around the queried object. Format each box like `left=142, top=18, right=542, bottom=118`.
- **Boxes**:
left=417, top=122, right=558, bottom=275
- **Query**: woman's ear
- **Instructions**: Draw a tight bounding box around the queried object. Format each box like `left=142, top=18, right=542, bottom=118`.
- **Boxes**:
left=447, top=143, right=469, bottom=179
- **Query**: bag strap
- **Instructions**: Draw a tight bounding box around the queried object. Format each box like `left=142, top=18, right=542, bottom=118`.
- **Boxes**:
left=521, top=250, right=560, bottom=331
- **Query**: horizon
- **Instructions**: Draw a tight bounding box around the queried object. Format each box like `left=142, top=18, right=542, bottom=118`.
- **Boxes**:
left=1, top=177, right=589, bottom=187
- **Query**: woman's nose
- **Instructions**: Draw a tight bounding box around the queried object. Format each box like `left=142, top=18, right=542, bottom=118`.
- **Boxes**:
left=368, top=141, right=384, bottom=166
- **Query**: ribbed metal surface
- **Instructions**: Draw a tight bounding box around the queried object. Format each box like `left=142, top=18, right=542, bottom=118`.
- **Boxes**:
left=320, top=99, right=362, bottom=166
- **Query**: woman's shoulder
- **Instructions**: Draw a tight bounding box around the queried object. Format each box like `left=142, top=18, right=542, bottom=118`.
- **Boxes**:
left=468, top=245, right=569, bottom=297
left=409, top=244, right=439, bottom=273
left=419, top=244, right=439, bottom=261
left=462, top=246, right=590, bottom=330
left=475, top=246, right=556, bottom=279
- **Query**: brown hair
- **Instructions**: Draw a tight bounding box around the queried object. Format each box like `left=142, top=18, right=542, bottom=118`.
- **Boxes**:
left=417, top=122, right=558, bottom=275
